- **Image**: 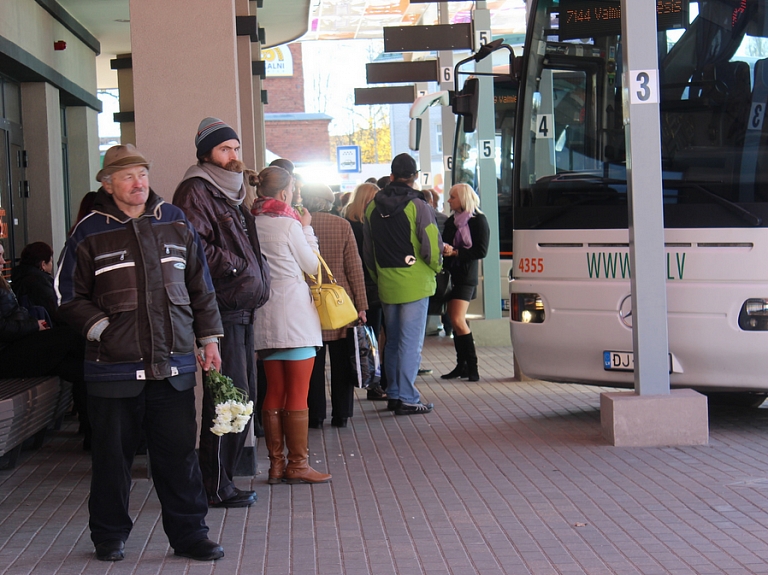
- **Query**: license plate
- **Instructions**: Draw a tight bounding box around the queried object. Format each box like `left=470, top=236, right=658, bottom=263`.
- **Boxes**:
left=604, top=350, right=634, bottom=371
left=603, top=351, right=672, bottom=372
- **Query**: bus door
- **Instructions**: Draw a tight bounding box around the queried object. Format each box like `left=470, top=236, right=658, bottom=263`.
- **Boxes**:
left=0, top=76, right=27, bottom=269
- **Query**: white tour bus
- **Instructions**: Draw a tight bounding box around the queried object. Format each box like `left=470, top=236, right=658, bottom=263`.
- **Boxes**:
left=511, top=0, right=768, bottom=400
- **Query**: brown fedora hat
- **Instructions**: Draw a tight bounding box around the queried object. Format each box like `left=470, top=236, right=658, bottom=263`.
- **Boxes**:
left=96, top=144, right=150, bottom=182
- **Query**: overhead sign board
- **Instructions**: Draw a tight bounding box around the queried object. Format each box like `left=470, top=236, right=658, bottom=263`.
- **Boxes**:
left=366, top=60, right=439, bottom=84
left=383, top=24, right=472, bottom=52
left=355, top=85, right=417, bottom=105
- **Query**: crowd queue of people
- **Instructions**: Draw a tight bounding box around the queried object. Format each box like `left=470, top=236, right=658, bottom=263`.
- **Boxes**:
left=0, top=116, right=489, bottom=563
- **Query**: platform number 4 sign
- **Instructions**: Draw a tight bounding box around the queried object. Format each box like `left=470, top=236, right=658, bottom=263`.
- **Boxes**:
left=479, top=140, right=495, bottom=160
left=536, top=114, right=554, bottom=139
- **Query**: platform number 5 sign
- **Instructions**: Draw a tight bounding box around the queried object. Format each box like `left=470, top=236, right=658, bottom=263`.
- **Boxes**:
left=475, top=30, right=491, bottom=50
left=479, top=139, right=495, bottom=160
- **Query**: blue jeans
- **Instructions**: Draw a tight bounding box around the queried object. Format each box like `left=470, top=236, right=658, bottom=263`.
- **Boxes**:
left=382, top=298, right=429, bottom=405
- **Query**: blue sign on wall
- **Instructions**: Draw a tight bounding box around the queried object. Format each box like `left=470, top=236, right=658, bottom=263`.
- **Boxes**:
left=337, top=145, right=361, bottom=173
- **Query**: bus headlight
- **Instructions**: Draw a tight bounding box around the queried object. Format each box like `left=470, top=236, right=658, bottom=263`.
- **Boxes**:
left=511, top=293, right=545, bottom=323
left=739, top=299, right=768, bottom=330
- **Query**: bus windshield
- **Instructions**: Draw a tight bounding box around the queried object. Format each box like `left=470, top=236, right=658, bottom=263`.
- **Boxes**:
left=515, top=0, right=768, bottom=230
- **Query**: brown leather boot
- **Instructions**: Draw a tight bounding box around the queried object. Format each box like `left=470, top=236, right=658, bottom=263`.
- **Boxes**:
left=282, top=409, right=331, bottom=484
left=262, top=409, right=286, bottom=484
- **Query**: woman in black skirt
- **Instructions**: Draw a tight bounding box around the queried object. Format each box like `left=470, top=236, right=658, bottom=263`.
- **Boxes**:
left=440, top=184, right=490, bottom=382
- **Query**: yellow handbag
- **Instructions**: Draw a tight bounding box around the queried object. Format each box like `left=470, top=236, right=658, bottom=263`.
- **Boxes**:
left=307, top=252, right=358, bottom=330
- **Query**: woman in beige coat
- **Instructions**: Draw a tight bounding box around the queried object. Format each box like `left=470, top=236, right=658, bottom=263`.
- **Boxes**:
left=302, top=183, right=368, bottom=428
left=251, top=167, right=330, bottom=484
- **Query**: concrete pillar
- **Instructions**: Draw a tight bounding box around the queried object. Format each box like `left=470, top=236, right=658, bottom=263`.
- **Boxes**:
left=236, top=0, right=257, bottom=171
left=252, top=42, right=267, bottom=170
left=20, top=82, right=66, bottom=258
left=65, top=106, right=100, bottom=222
left=129, top=0, right=244, bottom=200
left=129, top=0, right=258, bottom=475
left=114, top=54, right=136, bottom=146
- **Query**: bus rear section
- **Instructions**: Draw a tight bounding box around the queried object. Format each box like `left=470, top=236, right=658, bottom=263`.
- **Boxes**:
left=511, top=0, right=768, bottom=391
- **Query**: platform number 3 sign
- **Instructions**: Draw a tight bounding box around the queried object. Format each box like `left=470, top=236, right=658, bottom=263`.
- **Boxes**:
left=630, top=70, right=658, bottom=105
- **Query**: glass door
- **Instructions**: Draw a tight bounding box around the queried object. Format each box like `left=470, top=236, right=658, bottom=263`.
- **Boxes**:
left=0, top=122, right=27, bottom=269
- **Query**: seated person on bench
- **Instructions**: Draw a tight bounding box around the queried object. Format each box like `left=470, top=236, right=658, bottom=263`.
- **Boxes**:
left=0, top=242, right=86, bottom=434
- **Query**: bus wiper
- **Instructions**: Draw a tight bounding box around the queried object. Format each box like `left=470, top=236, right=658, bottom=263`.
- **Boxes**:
left=527, top=173, right=623, bottom=228
left=670, top=181, right=762, bottom=227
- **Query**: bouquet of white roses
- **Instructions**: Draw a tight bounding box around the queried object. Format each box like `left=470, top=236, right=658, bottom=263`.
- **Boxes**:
left=204, top=368, right=254, bottom=436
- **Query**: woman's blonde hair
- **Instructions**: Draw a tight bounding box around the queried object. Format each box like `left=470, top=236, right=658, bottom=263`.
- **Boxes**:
left=343, top=182, right=379, bottom=223
left=449, top=183, right=482, bottom=214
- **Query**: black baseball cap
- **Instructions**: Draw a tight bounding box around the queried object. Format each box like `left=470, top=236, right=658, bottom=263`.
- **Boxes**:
left=391, top=153, right=419, bottom=179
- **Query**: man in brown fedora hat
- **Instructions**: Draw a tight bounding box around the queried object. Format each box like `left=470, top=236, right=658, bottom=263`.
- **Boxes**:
left=56, top=144, right=226, bottom=562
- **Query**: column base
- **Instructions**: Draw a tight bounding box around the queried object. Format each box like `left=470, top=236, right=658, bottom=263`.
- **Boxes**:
left=601, top=388, right=709, bottom=447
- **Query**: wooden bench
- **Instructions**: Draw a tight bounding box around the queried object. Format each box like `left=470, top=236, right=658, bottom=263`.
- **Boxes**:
left=0, top=377, right=71, bottom=469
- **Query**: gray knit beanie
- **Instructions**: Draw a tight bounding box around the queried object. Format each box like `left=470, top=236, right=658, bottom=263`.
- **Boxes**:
left=195, top=117, right=239, bottom=160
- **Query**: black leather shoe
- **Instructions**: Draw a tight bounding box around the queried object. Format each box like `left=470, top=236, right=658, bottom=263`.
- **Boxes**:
left=331, top=416, right=347, bottom=428
left=366, top=385, right=387, bottom=401
left=308, top=417, right=324, bottom=429
left=387, top=399, right=401, bottom=411
left=174, top=538, right=224, bottom=561
left=95, top=540, right=124, bottom=562
left=234, top=487, right=256, bottom=500
left=208, top=488, right=256, bottom=508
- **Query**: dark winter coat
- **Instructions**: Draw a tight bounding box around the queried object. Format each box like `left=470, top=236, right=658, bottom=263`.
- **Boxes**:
left=348, top=219, right=379, bottom=308
left=442, top=212, right=490, bottom=287
left=55, top=188, right=223, bottom=383
left=173, top=176, right=270, bottom=319
left=0, top=286, right=39, bottom=351
left=11, top=264, right=58, bottom=324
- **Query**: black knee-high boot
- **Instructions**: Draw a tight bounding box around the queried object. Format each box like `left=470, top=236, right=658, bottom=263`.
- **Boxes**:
left=441, top=334, right=470, bottom=379
left=464, top=333, right=479, bottom=382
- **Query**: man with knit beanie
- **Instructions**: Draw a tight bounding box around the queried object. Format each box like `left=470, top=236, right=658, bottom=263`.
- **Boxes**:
left=173, top=117, right=271, bottom=508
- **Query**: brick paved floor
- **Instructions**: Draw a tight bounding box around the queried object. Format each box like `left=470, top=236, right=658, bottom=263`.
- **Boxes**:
left=3, top=335, right=768, bottom=574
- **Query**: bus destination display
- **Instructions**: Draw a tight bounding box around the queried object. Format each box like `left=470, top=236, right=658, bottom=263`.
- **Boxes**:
left=559, top=0, right=687, bottom=40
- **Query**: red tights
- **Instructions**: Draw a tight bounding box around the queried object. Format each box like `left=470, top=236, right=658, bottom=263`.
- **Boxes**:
left=262, top=358, right=315, bottom=411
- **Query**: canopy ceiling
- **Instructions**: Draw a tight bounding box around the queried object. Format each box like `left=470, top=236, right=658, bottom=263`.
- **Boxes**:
left=54, top=0, right=527, bottom=88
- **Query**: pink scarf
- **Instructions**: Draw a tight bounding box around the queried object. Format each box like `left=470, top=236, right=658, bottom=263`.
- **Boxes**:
left=251, top=197, right=301, bottom=221
left=452, top=210, right=473, bottom=250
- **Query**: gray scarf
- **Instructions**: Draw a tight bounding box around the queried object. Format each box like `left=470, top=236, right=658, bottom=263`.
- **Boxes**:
left=184, top=162, right=246, bottom=206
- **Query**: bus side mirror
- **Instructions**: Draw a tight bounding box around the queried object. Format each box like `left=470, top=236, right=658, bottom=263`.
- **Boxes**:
left=408, top=91, right=449, bottom=150
left=513, top=56, right=524, bottom=80
left=409, top=117, right=422, bottom=151
left=452, top=77, right=480, bottom=133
